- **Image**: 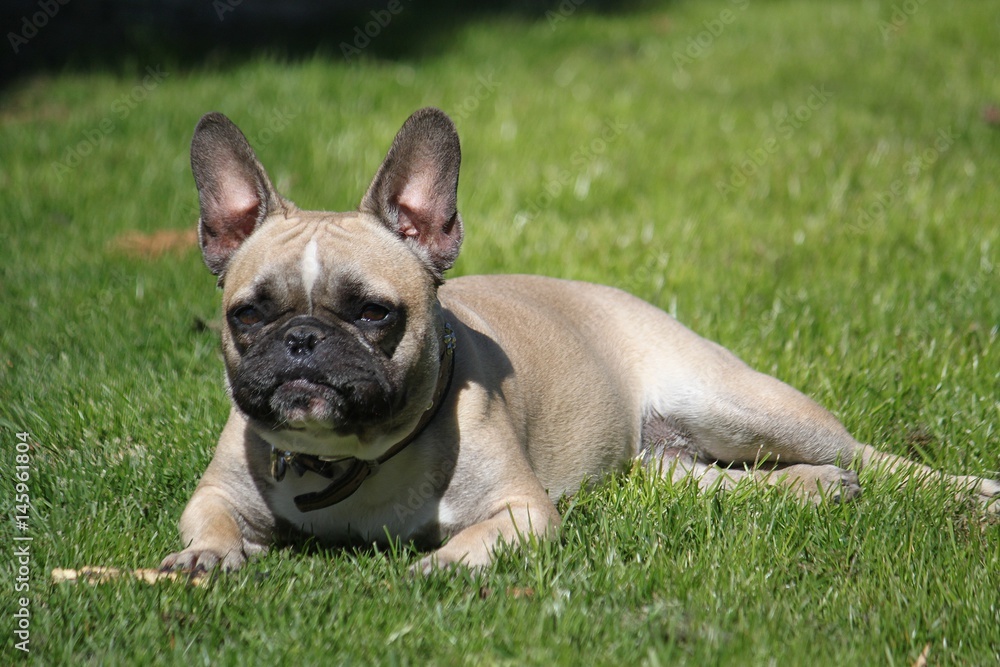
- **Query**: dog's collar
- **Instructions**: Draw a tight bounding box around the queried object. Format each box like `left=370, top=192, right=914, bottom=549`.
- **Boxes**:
left=269, top=322, right=456, bottom=513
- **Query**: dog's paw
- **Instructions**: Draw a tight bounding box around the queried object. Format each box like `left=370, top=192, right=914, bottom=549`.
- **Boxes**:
left=409, top=552, right=465, bottom=577
left=965, top=476, right=1000, bottom=514
left=409, top=545, right=488, bottom=577
left=409, top=555, right=442, bottom=577
left=159, top=547, right=245, bottom=573
left=831, top=468, right=862, bottom=504
left=778, top=464, right=861, bottom=504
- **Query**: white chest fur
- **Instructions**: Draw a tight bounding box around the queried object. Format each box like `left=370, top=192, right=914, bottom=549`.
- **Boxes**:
left=266, top=448, right=453, bottom=545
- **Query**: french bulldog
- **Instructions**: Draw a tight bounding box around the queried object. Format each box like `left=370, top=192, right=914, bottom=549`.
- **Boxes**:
left=160, top=107, right=1000, bottom=574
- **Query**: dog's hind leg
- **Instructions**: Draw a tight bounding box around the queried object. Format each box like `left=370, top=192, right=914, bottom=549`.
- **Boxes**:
left=853, top=443, right=1000, bottom=509
left=639, top=410, right=862, bottom=503
left=643, top=352, right=997, bottom=508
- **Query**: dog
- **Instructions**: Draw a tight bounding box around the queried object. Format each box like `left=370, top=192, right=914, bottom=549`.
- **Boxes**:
left=160, top=107, right=1000, bottom=574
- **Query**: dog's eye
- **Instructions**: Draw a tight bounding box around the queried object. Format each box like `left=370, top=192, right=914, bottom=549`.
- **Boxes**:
left=231, top=305, right=263, bottom=327
left=358, top=303, right=391, bottom=323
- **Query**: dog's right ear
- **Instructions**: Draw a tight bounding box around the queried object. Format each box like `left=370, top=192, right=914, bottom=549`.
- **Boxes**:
left=191, top=112, right=281, bottom=276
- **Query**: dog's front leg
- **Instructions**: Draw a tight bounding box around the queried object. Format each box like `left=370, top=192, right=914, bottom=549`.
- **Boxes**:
left=160, top=488, right=266, bottom=571
left=161, top=410, right=275, bottom=571
left=413, top=497, right=561, bottom=574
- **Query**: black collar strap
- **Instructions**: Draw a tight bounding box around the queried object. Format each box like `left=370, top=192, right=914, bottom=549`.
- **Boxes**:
left=270, top=322, right=456, bottom=513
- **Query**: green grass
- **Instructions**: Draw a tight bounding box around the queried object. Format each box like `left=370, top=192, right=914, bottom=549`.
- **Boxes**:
left=3, top=0, right=1000, bottom=663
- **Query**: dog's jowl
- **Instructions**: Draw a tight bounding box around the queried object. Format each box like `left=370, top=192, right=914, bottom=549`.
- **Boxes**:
left=161, top=108, right=1000, bottom=574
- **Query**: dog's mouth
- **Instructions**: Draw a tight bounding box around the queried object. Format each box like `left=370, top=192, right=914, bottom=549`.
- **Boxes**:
left=232, top=370, right=396, bottom=435
left=271, top=378, right=341, bottom=428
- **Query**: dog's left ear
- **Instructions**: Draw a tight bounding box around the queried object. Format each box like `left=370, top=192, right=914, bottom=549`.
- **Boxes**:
left=360, top=108, right=464, bottom=281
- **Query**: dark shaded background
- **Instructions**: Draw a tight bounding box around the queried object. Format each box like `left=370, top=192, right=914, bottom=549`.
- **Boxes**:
left=2, top=0, right=652, bottom=89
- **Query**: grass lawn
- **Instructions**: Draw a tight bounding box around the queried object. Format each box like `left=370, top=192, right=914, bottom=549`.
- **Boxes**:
left=3, top=0, right=1000, bottom=663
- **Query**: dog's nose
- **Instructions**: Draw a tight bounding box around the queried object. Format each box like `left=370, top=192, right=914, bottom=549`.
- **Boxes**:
left=284, top=325, right=325, bottom=357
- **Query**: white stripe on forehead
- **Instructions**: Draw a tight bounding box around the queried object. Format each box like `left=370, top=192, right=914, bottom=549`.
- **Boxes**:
left=301, top=238, right=321, bottom=311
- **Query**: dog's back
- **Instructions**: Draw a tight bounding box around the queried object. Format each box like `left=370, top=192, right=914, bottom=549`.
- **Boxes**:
left=440, top=273, right=860, bottom=484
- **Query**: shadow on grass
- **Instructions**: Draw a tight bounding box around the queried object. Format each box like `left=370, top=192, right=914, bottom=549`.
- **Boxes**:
left=2, top=0, right=664, bottom=90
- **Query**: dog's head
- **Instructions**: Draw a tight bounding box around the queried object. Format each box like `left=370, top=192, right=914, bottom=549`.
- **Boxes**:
left=190, top=108, right=462, bottom=459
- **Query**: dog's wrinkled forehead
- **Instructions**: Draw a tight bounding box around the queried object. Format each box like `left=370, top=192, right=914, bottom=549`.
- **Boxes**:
left=222, top=211, right=431, bottom=310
